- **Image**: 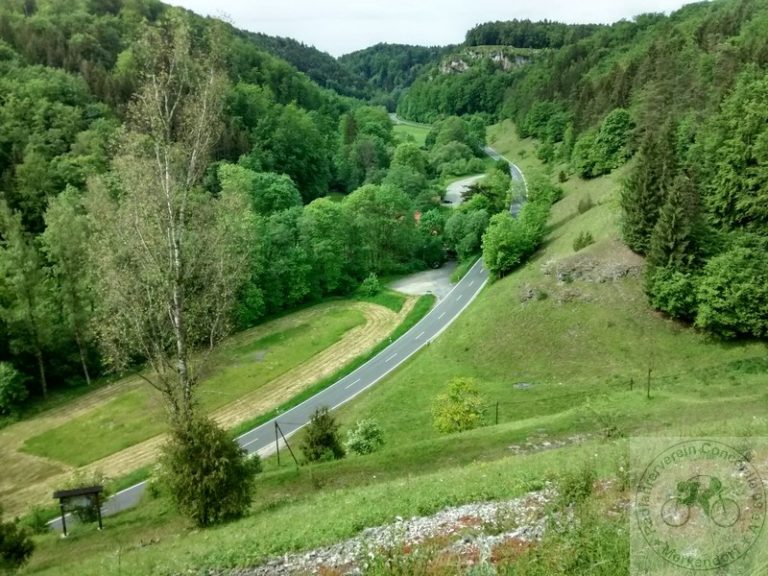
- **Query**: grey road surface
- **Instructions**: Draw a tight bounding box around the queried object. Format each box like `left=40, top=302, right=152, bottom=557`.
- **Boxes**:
left=50, top=258, right=489, bottom=531
left=238, top=257, right=488, bottom=457
left=483, top=146, right=527, bottom=216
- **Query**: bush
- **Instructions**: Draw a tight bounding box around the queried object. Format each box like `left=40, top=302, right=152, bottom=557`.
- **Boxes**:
left=572, top=231, right=594, bottom=252
left=345, top=419, right=384, bottom=455
left=359, top=273, right=381, bottom=296
left=161, top=417, right=255, bottom=527
left=0, top=507, right=34, bottom=573
left=0, top=363, right=27, bottom=416
left=646, top=266, right=698, bottom=320
left=557, top=466, right=596, bottom=507
left=432, top=377, right=487, bottom=434
left=20, top=506, right=51, bottom=536
left=301, top=406, right=345, bottom=462
left=695, top=241, right=768, bottom=338
left=577, top=195, right=593, bottom=214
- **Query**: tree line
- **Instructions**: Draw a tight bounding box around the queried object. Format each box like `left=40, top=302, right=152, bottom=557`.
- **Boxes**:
left=465, top=19, right=602, bottom=49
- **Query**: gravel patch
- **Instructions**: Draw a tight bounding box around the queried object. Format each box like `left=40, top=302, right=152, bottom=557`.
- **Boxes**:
left=222, top=488, right=556, bottom=576
left=388, top=261, right=457, bottom=301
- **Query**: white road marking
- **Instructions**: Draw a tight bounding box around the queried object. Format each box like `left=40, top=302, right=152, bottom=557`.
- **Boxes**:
left=242, top=437, right=260, bottom=449
left=469, top=280, right=474, bottom=287
left=438, top=311, right=446, bottom=319
left=457, top=294, right=464, bottom=302
left=345, top=378, right=361, bottom=390
left=385, top=353, right=398, bottom=363
left=415, top=331, right=425, bottom=340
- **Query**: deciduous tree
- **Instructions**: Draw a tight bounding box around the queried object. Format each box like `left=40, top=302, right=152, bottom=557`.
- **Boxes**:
left=87, top=15, right=253, bottom=426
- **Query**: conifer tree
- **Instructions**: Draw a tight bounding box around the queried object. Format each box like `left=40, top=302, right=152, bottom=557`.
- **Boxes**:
left=647, top=174, right=702, bottom=270
left=620, top=122, right=678, bottom=254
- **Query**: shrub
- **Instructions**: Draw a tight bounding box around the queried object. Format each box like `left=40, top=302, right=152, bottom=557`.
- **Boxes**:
left=161, top=417, right=254, bottom=527
left=572, top=231, right=594, bottom=252
left=359, top=273, right=381, bottom=296
left=557, top=466, right=596, bottom=508
left=577, top=195, right=593, bottom=214
left=432, top=377, right=487, bottom=434
left=0, top=507, right=34, bottom=573
left=0, top=363, right=27, bottom=416
left=301, top=406, right=345, bottom=462
left=646, top=266, right=698, bottom=320
left=345, top=419, right=384, bottom=455
left=695, top=242, right=768, bottom=338
left=20, top=506, right=51, bottom=536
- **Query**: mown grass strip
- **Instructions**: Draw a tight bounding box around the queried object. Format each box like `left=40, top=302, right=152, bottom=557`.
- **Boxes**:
left=229, top=294, right=435, bottom=438
left=21, top=307, right=366, bottom=467
left=46, top=294, right=436, bottom=513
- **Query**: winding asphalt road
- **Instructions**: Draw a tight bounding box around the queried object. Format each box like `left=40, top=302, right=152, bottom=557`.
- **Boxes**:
left=483, top=146, right=528, bottom=215
left=50, top=121, right=526, bottom=531
left=50, top=258, right=489, bottom=530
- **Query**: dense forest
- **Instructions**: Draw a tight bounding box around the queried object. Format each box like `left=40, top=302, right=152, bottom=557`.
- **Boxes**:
left=244, top=31, right=368, bottom=99
left=502, top=0, right=768, bottom=340
left=338, top=43, right=451, bottom=109
left=0, top=0, right=514, bottom=415
left=465, top=19, right=602, bottom=49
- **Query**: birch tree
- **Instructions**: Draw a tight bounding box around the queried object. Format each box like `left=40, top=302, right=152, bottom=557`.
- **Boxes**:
left=87, top=16, right=253, bottom=427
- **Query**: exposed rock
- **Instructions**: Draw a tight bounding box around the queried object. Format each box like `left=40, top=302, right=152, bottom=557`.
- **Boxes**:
left=221, top=488, right=556, bottom=576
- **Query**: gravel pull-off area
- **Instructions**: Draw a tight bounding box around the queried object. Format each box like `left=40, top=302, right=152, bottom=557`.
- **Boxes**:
left=388, top=261, right=457, bottom=301
left=225, top=487, right=555, bottom=576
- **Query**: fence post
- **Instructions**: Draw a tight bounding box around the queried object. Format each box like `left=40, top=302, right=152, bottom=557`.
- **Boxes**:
left=495, top=402, right=499, bottom=425
left=646, top=368, right=652, bottom=399
left=275, top=421, right=280, bottom=466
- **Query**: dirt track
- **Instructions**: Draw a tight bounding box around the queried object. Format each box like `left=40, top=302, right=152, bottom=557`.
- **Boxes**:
left=0, top=298, right=414, bottom=519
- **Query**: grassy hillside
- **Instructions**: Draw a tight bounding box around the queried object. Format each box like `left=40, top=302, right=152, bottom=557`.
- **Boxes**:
left=18, top=122, right=768, bottom=575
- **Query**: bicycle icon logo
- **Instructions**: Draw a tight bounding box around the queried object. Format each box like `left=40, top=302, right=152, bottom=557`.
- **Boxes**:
left=661, top=475, right=740, bottom=528
left=632, top=438, right=766, bottom=572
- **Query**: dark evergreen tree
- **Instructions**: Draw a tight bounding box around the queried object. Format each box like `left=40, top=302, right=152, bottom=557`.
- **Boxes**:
left=647, top=174, right=703, bottom=270
left=620, top=122, right=678, bottom=254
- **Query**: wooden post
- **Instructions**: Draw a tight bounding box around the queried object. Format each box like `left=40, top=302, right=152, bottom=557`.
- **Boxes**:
left=275, top=421, right=280, bottom=467
left=647, top=368, right=652, bottom=399
left=95, top=493, right=103, bottom=531
left=59, top=503, right=68, bottom=537
left=495, top=402, right=499, bottom=425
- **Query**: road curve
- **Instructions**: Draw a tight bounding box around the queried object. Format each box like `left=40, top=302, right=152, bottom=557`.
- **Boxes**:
left=50, top=258, right=489, bottom=530
left=483, top=146, right=528, bottom=216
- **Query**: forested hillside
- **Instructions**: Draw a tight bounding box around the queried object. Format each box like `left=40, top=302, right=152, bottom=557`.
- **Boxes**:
left=399, top=0, right=768, bottom=339
left=244, top=31, right=368, bottom=99
left=0, top=0, right=514, bottom=416
left=339, top=43, right=450, bottom=109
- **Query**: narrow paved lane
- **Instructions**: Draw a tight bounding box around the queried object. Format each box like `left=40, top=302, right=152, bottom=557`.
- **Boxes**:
left=51, top=258, right=489, bottom=530
left=483, top=146, right=528, bottom=215
left=238, top=258, right=488, bottom=456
